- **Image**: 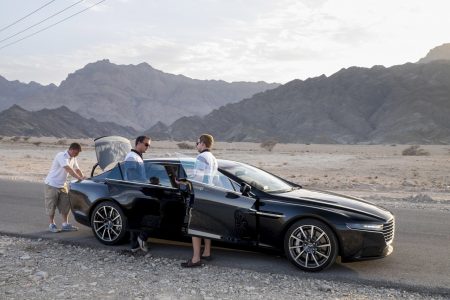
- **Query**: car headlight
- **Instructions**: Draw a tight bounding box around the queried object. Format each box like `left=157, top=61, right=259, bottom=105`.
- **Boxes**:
left=346, top=223, right=383, bottom=231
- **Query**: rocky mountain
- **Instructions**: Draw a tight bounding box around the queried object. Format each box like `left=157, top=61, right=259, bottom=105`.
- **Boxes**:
left=0, top=105, right=137, bottom=138
left=0, top=75, right=56, bottom=112
left=0, top=60, right=279, bottom=130
left=146, top=61, right=450, bottom=144
left=417, top=43, right=450, bottom=63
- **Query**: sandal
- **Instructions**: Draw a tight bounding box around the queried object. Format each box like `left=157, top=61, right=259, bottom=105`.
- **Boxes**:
left=181, top=259, right=203, bottom=268
left=201, top=255, right=212, bottom=261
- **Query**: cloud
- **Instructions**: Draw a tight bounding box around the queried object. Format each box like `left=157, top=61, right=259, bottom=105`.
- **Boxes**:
left=2, top=0, right=450, bottom=84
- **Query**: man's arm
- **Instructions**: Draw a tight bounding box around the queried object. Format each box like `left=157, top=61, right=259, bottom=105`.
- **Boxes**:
left=63, top=166, right=85, bottom=181
left=75, top=168, right=85, bottom=179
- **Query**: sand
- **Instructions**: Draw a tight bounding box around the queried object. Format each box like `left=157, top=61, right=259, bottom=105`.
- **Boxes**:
left=0, top=136, right=449, bottom=209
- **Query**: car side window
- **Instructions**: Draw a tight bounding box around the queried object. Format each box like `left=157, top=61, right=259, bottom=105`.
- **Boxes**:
left=145, top=163, right=174, bottom=187
left=93, top=164, right=122, bottom=180
left=183, top=163, right=235, bottom=191
left=213, top=172, right=236, bottom=191
left=121, top=161, right=146, bottom=182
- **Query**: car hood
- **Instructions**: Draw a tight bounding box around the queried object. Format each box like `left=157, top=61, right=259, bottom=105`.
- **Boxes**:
left=94, top=136, right=132, bottom=170
left=276, top=188, right=392, bottom=220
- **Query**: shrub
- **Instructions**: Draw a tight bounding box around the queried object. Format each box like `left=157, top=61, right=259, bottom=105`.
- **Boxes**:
left=260, top=140, right=277, bottom=152
left=177, top=142, right=195, bottom=150
left=402, top=145, right=430, bottom=156
left=33, top=142, right=42, bottom=147
left=23, top=136, right=31, bottom=141
left=10, top=136, right=21, bottom=142
left=56, top=139, right=67, bottom=145
left=0, top=136, right=3, bottom=141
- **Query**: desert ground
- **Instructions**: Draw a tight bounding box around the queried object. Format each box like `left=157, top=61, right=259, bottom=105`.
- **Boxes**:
left=0, top=136, right=449, bottom=210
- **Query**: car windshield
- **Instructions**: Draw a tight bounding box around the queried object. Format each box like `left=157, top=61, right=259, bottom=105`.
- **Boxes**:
left=220, top=161, right=293, bottom=193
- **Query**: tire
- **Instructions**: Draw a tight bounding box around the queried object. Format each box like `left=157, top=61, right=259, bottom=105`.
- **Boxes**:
left=284, top=218, right=338, bottom=272
left=91, top=201, right=128, bottom=245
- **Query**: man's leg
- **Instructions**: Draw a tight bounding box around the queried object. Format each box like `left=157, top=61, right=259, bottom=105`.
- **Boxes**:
left=44, top=185, right=58, bottom=231
left=130, top=231, right=139, bottom=251
left=202, top=239, right=211, bottom=257
left=59, top=186, right=78, bottom=231
left=191, top=236, right=202, bottom=263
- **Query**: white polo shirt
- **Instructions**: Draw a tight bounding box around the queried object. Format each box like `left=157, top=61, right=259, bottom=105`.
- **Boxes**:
left=192, top=150, right=218, bottom=185
left=124, top=150, right=144, bottom=163
left=45, top=151, right=80, bottom=188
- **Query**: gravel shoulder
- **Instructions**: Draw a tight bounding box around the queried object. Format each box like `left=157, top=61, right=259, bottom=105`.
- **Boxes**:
left=0, top=235, right=446, bottom=300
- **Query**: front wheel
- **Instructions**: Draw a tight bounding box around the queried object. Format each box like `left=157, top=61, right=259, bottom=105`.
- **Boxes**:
left=91, top=201, right=128, bottom=245
left=284, top=219, right=338, bottom=272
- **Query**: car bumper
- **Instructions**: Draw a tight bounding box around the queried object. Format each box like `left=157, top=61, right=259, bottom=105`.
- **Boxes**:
left=339, top=228, right=394, bottom=262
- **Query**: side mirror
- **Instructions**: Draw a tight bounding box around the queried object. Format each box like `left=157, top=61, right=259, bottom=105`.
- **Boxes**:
left=240, top=183, right=251, bottom=196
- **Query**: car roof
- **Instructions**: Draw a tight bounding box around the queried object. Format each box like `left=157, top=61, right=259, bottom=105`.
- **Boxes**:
left=142, top=157, right=239, bottom=168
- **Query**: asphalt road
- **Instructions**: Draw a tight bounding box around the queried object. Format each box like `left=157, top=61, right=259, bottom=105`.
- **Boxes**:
left=0, top=179, right=449, bottom=296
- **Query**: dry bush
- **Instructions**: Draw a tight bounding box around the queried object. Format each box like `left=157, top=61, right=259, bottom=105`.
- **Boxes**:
left=23, top=136, right=31, bottom=141
left=56, top=139, right=67, bottom=145
left=260, top=140, right=277, bottom=152
left=0, top=136, right=3, bottom=141
left=177, top=142, right=195, bottom=150
left=33, top=141, right=42, bottom=147
left=10, top=136, right=21, bottom=142
left=402, top=145, right=430, bottom=156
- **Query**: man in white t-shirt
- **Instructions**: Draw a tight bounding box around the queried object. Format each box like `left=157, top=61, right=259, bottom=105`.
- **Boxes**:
left=125, top=135, right=151, bottom=252
left=44, top=143, right=85, bottom=233
left=181, top=134, right=218, bottom=268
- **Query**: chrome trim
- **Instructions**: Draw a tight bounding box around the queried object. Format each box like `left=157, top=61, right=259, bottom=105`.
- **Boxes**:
left=105, top=178, right=179, bottom=190
left=249, top=208, right=285, bottom=218
left=383, top=218, right=395, bottom=244
left=187, top=229, right=222, bottom=239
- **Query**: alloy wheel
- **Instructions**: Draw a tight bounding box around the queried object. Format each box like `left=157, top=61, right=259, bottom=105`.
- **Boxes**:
left=288, top=224, right=332, bottom=269
left=93, top=205, right=123, bottom=242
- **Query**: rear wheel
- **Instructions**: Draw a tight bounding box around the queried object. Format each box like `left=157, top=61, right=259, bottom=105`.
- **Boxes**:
left=284, top=219, right=338, bottom=272
left=91, top=201, right=128, bottom=245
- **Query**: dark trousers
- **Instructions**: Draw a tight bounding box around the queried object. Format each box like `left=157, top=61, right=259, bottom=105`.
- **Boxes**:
left=130, top=231, right=150, bottom=249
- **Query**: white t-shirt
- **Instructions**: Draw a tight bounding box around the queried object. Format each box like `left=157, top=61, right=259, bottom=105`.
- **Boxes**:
left=45, top=151, right=80, bottom=188
left=192, top=150, right=218, bottom=185
left=124, top=150, right=144, bottom=163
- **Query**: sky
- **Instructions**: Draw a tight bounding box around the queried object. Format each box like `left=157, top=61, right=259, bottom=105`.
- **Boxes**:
left=0, top=0, right=450, bottom=86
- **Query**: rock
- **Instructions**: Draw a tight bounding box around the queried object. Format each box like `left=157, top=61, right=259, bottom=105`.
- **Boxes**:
left=318, top=284, right=332, bottom=292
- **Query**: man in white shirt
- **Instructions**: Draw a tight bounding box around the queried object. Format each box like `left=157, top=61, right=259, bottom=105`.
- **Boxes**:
left=44, top=143, right=85, bottom=233
left=125, top=135, right=151, bottom=252
left=124, top=135, right=150, bottom=163
left=181, top=134, right=218, bottom=268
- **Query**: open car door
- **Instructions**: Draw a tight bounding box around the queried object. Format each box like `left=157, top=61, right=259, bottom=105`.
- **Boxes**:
left=185, top=179, right=258, bottom=245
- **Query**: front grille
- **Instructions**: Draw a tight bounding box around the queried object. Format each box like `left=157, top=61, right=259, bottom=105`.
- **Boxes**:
left=383, top=218, right=395, bottom=243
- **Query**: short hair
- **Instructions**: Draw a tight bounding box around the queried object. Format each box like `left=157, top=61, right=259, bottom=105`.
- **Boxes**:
left=69, top=142, right=82, bottom=152
left=135, top=135, right=151, bottom=146
left=199, top=134, right=214, bottom=148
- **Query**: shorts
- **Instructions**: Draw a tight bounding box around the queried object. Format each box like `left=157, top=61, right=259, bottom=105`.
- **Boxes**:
left=44, top=184, right=70, bottom=216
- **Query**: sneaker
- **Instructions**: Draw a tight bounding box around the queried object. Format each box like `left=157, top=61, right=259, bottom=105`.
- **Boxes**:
left=130, top=245, right=140, bottom=253
left=61, top=223, right=79, bottom=231
left=137, top=236, right=149, bottom=252
left=49, top=223, right=59, bottom=233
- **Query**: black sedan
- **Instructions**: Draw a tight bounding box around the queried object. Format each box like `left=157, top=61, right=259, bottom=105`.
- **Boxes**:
left=68, top=136, right=395, bottom=272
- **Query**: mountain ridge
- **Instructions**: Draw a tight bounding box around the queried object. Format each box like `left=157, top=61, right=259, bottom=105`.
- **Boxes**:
left=0, top=59, right=279, bottom=130
left=0, top=105, right=137, bottom=138
left=146, top=61, right=450, bottom=144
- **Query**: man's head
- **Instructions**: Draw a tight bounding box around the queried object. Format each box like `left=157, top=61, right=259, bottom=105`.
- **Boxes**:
left=68, top=142, right=82, bottom=158
left=135, top=135, right=151, bottom=154
left=196, top=134, right=214, bottom=152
